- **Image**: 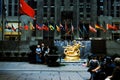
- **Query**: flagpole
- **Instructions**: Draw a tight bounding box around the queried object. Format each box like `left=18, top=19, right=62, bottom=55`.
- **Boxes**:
left=71, top=20, right=72, bottom=40
left=18, top=0, right=20, bottom=40
left=82, top=23, right=84, bottom=38
left=1, top=0, right=5, bottom=54
left=10, top=24, right=12, bottom=40
left=2, top=0, right=5, bottom=40
left=48, top=21, right=49, bottom=40
left=18, top=0, right=21, bottom=53
left=64, top=20, right=66, bottom=40
left=65, top=20, right=67, bottom=40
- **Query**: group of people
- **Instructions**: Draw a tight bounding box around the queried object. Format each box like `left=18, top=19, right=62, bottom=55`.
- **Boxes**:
left=35, top=43, right=50, bottom=64
left=87, top=54, right=120, bottom=80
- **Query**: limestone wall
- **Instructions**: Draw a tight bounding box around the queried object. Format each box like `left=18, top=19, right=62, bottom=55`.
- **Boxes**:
left=106, top=40, right=120, bottom=56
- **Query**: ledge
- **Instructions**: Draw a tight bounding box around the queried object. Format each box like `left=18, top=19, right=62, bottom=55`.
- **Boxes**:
left=4, top=32, right=21, bottom=36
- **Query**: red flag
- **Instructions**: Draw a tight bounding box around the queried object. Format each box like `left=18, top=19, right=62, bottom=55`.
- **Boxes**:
left=42, top=24, right=49, bottom=31
left=106, top=24, right=118, bottom=31
left=36, top=24, right=43, bottom=30
left=24, top=25, right=29, bottom=30
left=89, top=25, right=97, bottom=33
left=19, top=0, right=35, bottom=18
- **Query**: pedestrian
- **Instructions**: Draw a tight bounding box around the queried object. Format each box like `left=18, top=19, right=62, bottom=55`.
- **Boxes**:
left=40, top=42, right=46, bottom=63
left=44, top=45, right=50, bottom=64
left=97, top=56, right=115, bottom=80
left=105, top=57, right=120, bottom=80
left=87, top=55, right=100, bottom=80
left=35, top=45, right=42, bottom=63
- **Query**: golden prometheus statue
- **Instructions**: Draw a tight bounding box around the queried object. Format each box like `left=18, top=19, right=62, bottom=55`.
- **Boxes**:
left=63, top=40, right=84, bottom=61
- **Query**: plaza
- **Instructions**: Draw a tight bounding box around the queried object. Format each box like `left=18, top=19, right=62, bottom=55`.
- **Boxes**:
left=0, top=60, right=90, bottom=80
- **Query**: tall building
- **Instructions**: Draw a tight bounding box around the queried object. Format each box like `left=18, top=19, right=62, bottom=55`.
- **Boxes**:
left=0, top=0, right=120, bottom=59
left=97, top=0, right=120, bottom=40
left=1, top=0, right=97, bottom=40
left=0, top=0, right=120, bottom=40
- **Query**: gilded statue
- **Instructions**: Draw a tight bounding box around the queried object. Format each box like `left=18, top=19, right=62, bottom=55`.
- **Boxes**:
left=63, top=40, right=84, bottom=61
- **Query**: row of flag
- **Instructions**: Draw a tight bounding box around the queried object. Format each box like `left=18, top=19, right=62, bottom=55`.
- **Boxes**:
left=4, top=22, right=72, bottom=32
left=4, top=21, right=119, bottom=33
left=90, top=24, right=119, bottom=33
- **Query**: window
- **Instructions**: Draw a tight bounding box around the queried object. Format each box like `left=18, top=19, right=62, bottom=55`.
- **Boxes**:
left=61, top=0, right=64, bottom=6
left=43, top=8, right=47, bottom=17
left=44, top=0, right=48, bottom=6
left=86, top=4, right=90, bottom=8
left=9, top=0, right=12, bottom=3
left=44, top=7, right=47, bottom=12
left=50, top=0, right=55, bottom=6
left=112, top=33, right=120, bottom=40
left=100, top=2, right=103, bottom=5
left=8, top=1, right=18, bottom=16
left=70, top=0, right=73, bottom=6
left=79, top=8, right=83, bottom=12
left=116, top=6, right=119, bottom=10
left=44, top=13, right=47, bottom=17
left=87, top=14, right=90, bottom=17
left=116, top=11, right=120, bottom=17
left=14, top=5, right=18, bottom=16
left=111, top=13, right=114, bottom=17
left=86, top=0, right=90, bottom=3
left=86, top=8, right=90, bottom=12
left=14, top=0, right=18, bottom=4
left=8, top=5, right=12, bottom=16
left=79, top=0, right=84, bottom=3
left=28, top=0, right=36, bottom=9
left=80, top=14, right=84, bottom=17
left=50, top=8, right=55, bottom=17
left=79, top=5, right=84, bottom=8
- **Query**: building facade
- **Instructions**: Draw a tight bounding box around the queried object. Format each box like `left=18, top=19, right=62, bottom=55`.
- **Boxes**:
left=0, top=0, right=120, bottom=57
left=0, top=0, right=99, bottom=41
left=97, top=0, right=120, bottom=40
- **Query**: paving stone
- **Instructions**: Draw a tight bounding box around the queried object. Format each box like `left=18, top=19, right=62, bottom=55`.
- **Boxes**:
left=0, top=61, right=90, bottom=80
left=0, top=71, right=90, bottom=80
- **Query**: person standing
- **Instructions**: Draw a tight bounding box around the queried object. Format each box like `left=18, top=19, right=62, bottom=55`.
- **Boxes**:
left=40, top=43, right=46, bottom=63
left=44, top=45, right=50, bottom=64
left=36, top=45, right=42, bottom=63
left=88, top=55, right=100, bottom=80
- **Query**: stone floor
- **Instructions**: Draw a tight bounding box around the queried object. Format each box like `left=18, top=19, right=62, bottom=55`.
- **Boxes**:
left=0, top=59, right=90, bottom=80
